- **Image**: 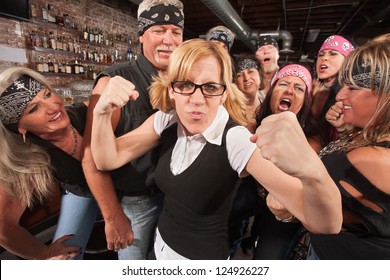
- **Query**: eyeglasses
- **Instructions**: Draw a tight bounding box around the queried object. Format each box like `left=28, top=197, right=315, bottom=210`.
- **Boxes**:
left=171, top=81, right=226, bottom=96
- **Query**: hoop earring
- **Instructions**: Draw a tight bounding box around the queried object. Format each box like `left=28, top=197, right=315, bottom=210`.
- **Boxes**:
left=22, top=133, right=26, bottom=143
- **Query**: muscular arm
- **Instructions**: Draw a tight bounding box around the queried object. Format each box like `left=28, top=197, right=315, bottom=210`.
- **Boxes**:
left=81, top=76, right=133, bottom=251
left=248, top=112, right=342, bottom=234
left=0, top=188, right=79, bottom=259
left=91, top=76, right=160, bottom=171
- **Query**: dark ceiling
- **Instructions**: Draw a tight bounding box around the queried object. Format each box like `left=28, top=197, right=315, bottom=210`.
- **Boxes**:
left=127, top=0, right=390, bottom=63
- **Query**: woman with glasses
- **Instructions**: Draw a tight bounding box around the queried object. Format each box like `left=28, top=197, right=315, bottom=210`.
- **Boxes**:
left=90, top=39, right=342, bottom=259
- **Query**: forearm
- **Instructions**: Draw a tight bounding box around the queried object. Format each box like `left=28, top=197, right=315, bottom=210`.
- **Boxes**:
left=91, top=110, right=120, bottom=170
left=0, top=224, right=49, bottom=259
left=247, top=149, right=342, bottom=234
left=300, top=164, right=342, bottom=234
left=82, top=147, right=124, bottom=222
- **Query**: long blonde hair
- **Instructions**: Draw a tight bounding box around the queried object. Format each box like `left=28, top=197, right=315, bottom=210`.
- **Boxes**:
left=149, top=38, right=248, bottom=126
left=0, top=67, right=54, bottom=208
left=339, top=39, right=390, bottom=147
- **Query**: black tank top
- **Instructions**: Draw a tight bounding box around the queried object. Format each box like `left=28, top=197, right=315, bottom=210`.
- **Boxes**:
left=311, top=141, right=390, bottom=259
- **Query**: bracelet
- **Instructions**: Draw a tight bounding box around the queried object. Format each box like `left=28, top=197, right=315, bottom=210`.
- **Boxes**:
left=275, top=215, right=295, bottom=223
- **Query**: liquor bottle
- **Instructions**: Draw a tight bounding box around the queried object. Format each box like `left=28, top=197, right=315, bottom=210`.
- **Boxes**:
left=41, top=31, right=49, bottom=48
left=89, top=27, right=94, bottom=43
left=42, top=4, right=48, bottom=22
left=43, top=56, right=49, bottom=73
left=36, top=56, right=44, bottom=72
left=83, top=26, right=89, bottom=41
left=74, top=58, right=80, bottom=74
left=52, top=57, right=59, bottom=73
left=65, top=59, right=72, bottom=74
left=48, top=56, right=54, bottom=73
left=30, top=4, right=38, bottom=18
left=56, top=35, right=63, bottom=50
left=49, top=32, right=56, bottom=49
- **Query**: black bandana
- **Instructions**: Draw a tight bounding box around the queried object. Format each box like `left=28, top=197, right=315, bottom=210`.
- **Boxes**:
left=344, top=59, right=381, bottom=90
left=206, top=30, right=233, bottom=51
left=0, top=75, right=44, bottom=125
left=138, top=4, right=184, bottom=35
left=255, top=35, right=279, bottom=51
left=236, top=59, right=259, bottom=73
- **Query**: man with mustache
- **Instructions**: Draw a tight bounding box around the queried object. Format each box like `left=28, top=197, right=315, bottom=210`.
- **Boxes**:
left=82, top=0, right=184, bottom=260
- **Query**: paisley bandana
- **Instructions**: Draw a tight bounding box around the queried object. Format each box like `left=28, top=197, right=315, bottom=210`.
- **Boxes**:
left=138, top=3, right=184, bottom=35
left=236, top=59, right=259, bottom=73
left=0, top=75, right=44, bottom=125
left=255, top=35, right=279, bottom=51
left=344, top=59, right=381, bottom=90
left=206, top=30, right=234, bottom=51
left=272, top=64, right=312, bottom=95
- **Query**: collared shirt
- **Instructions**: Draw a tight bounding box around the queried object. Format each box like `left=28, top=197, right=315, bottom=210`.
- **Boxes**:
left=154, top=105, right=256, bottom=176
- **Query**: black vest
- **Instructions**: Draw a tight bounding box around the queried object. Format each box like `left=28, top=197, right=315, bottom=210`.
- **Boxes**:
left=156, top=121, right=241, bottom=259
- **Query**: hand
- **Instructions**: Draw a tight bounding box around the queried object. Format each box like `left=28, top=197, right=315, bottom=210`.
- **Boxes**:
left=104, top=212, right=134, bottom=252
left=47, top=234, right=81, bottom=260
left=325, top=101, right=352, bottom=132
left=250, top=111, right=319, bottom=178
left=266, top=194, right=294, bottom=221
left=94, top=76, right=139, bottom=116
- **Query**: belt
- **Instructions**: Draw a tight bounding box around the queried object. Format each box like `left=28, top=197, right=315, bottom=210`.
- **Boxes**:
left=118, top=188, right=159, bottom=197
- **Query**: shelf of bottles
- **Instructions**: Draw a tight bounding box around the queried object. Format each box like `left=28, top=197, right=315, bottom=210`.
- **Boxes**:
left=27, top=2, right=137, bottom=80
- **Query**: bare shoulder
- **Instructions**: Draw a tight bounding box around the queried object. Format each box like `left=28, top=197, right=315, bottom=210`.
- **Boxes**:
left=347, top=144, right=390, bottom=194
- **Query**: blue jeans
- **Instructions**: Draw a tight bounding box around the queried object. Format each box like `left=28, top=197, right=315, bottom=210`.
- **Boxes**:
left=52, top=190, right=100, bottom=260
left=118, top=191, right=164, bottom=260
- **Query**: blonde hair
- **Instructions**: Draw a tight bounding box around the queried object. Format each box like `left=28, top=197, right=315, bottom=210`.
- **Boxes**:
left=339, top=39, right=390, bottom=147
left=0, top=67, right=54, bottom=208
left=149, top=39, right=248, bottom=126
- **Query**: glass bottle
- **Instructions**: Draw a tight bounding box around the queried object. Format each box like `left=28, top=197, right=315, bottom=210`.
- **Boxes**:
left=41, top=4, right=48, bottom=22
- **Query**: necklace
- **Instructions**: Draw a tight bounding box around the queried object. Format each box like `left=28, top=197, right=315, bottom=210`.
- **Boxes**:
left=70, top=125, right=78, bottom=156
left=319, top=131, right=362, bottom=158
left=322, top=82, right=332, bottom=89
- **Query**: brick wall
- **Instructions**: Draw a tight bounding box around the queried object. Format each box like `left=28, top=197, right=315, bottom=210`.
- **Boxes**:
left=0, top=0, right=139, bottom=87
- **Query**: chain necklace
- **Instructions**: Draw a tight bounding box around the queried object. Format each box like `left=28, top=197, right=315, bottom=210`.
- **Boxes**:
left=70, top=125, right=78, bottom=156
left=319, top=131, right=362, bottom=158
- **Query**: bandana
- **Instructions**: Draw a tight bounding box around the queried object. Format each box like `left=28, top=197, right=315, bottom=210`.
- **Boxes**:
left=138, top=3, right=184, bottom=36
left=235, top=58, right=259, bottom=73
left=344, top=59, right=381, bottom=90
left=255, top=35, right=279, bottom=51
left=318, top=35, right=354, bottom=57
left=206, top=30, right=234, bottom=51
left=272, top=64, right=312, bottom=95
left=0, top=75, right=44, bottom=125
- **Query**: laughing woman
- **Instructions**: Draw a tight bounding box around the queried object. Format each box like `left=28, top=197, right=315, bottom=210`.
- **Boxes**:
left=91, top=39, right=342, bottom=260
left=0, top=67, right=99, bottom=259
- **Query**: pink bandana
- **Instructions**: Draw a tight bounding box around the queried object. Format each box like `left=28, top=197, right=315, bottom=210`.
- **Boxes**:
left=272, top=64, right=312, bottom=95
left=318, top=35, right=354, bottom=57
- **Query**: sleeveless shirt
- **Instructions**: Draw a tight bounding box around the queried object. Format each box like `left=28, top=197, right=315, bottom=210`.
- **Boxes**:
left=311, top=141, right=390, bottom=259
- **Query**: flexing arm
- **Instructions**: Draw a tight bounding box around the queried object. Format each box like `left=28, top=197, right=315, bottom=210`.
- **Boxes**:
left=0, top=188, right=80, bottom=259
left=247, top=112, right=342, bottom=234
left=91, top=76, right=159, bottom=171
left=81, top=76, right=134, bottom=252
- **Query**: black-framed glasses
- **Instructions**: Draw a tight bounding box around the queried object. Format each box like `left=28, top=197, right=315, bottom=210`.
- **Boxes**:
left=171, top=81, right=226, bottom=96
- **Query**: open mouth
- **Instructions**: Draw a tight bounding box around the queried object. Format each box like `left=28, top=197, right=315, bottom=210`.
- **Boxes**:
left=278, top=99, right=292, bottom=111
left=49, top=112, right=62, bottom=122
left=263, top=58, right=271, bottom=63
